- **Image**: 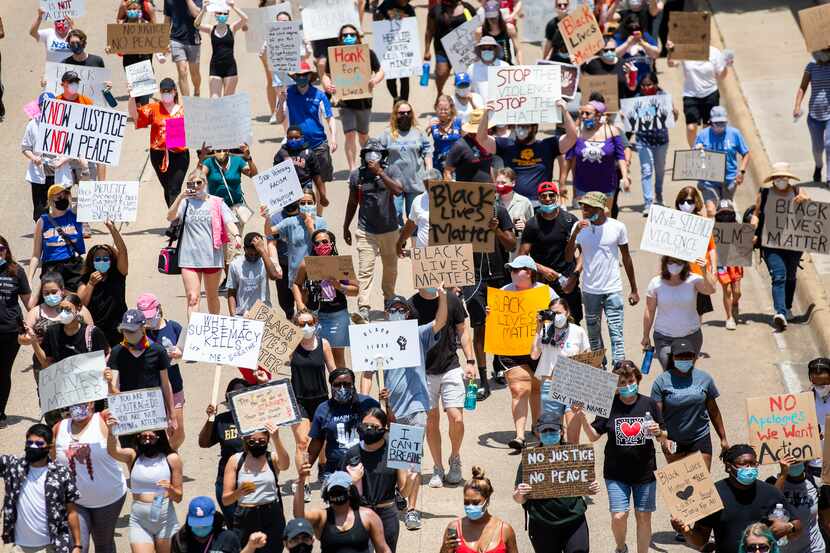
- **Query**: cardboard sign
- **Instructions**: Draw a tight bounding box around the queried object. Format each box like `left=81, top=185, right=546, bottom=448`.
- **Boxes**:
left=487, top=65, right=561, bottom=125
left=328, top=44, right=372, bottom=100
left=620, top=94, right=676, bottom=133
left=762, top=197, right=830, bottom=255
left=656, top=452, right=724, bottom=525
left=35, top=99, right=128, bottom=167
left=640, top=205, right=715, bottom=262
left=558, top=5, right=604, bottom=65
left=549, top=355, right=618, bottom=417
left=580, top=73, right=619, bottom=112
left=373, top=17, right=420, bottom=80
left=440, top=13, right=484, bottom=70
left=387, top=423, right=425, bottom=471
left=799, top=5, right=830, bottom=53
left=165, top=117, right=186, bottom=149
left=183, top=313, right=265, bottom=369
left=428, top=180, right=495, bottom=253
left=569, top=349, right=605, bottom=368
left=45, top=63, right=112, bottom=107
left=38, top=351, right=107, bottom=414
left=348, top=320, right=422, bottom=372
left=265, top=21, right=302, bottom=76
left=667, top=12, right=710, bottom=61
left=254, top=159, right=304, bottom=213
left=521, top=0, right=547, bottom=43
left=76, top=181, right=139, bottom=223
left=183, top=93, right=252, bottom=150
left=484, top=286, right=551, bottom=355
left=304, top=255, right=357, bottom=282
left=41, top=0, right=85, bottom=20
left=522, top=445, right=596, bottom=499
left=672, top=149, right=726, bottom=183
left=228, top=379, right=301, bottom=435
left=411, top=244, right=475, bottom=288
left=713, top=223, right=754, bottom=267
left=107, top=23, right=170, bottom=55
left=244, top=300, right=303, bottom=375
left=746, top=392, right=821, bottom=465
left=125, top=60, right=157, bottom=98
left=107, top=388, right=168, bottom=436
left=300, top=0, right=361, bottom=41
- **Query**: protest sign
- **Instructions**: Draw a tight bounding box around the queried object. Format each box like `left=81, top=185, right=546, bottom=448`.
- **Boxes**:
left=656, top=452, right=724, bottom=525
left=620, top=94, right=676, bottom=133
left=579, top=73, right=619, bottom=112
left=484, top=286, right=550, bottom=355
left=440, top=13, right=484, bottom=71
left=206, top=0, right=230, bottom=12
left=487, top=65, right=561, bottom=125
left=300, top=0, right=361, bottom=41
left=545, top=62, right=581, bottom=100
left=183, top=312, right=265, bottom=369
left=41, top=0, right=85, bottom=20
left=558, top=4, right=603, bottom=65
left=746, top=392, right=820, bottom=465
left=304, top=255, right=357, bottom=282
left=244, top=4, right=280, bottom=52
left=76, top=181, right=139, bottom=223
left=640, top=205, right=715, bottom=262
left=667, top=12, right=710, bottom=61
left=107, top=388, right=168, bottom=436
left=428, top=180, right=495, bottom=253
left=672, top=149, right=727, bottom=183
left=265, top=21, right=302, bottom=76
left=570, top=349, right=605, bottom=368
left=411, top=244, right=475, bottom=288
left=521, top=0, right=547, bottom=42
left=372, top=18, right=420, bottom=80
left=24, top=101, right=41, bottom=120
left=253, top=159, right=304, bottom=213
left=38, top=351, right=107, bottom=414
left=762, top=197, right=830, bottom=255
left=244, top=300, right=303, bottom=375
left=45, top=63, right=112, bottom=106
left=348, top=320, right=422, bottom=372
left=228, top=379, right=301, bottom=435
left=822, top=416, right=830, bottom=484
left=107, top=23, right=170, bottom=54
left=713, top=223, right=754, bottom=267
left=183, top=93, right=252, bottom=150
left=328, top=44, right=372, bottom=100
left=549, top=356, right=619, bottom=417
left=165, top=118, right=186, bottom=149
left=387, top=423, right=425, bottom=471
left=799, top=5, right=830, bottom=53
left=35, top=98, right=128, bottom=167
left=522, top=445, right=595, bottom=499
left=125, top=60, right=157, bottom=98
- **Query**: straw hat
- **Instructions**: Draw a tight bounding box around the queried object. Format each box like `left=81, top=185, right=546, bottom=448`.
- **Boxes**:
left=462, top=108, right=485, bottom=134
left=762, top=162, right=799, bottom=187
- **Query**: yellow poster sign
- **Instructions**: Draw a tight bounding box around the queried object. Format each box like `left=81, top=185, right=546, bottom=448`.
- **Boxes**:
left=484, top=286, right=550, bottom=355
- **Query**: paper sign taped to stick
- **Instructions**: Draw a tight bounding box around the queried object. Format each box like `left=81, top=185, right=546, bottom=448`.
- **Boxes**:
left=579, top=73, right=619, bottom=112
left=266, top=21, right=302, bottom=75
left=798, top=5, right=830, bottom=53
left=41, top=0, right=85, bottom=20
left=373, top=18, right=420, bottom=80
left=522, top=445, right=596, bottom=499
left=746, top=392, right=820, bottom=465
left=667, top=12, right=710, bottom=61
left=304, top=255, right=357, bottom=283
left=558, top=5, right=604, bottom=65
left=620, top=94, right=676, bottom=133
left=254, top=160, right=304, bottom=214
left=713, top=223, right=754, bottom=267
left=244, top=300, right=303, bottom=375
left=428, top=180, right=495, bottom=253
left=762, top=197, right=830, bottom=255
left=184, top=312, right=265, bottom=369
left=348, top=320, right=421, bottom=372
left=550, top=356, right=619, bottom=417
left=39, top=351, right=107, bottom=414
left=125, top=60, right=158, bottom=98
left=484, top=286, right=550, bottom=355
left=536, top=61, right=579, bottom=100
left=387, top=423, right=425, bottom=471
left=107, top=24, right=170, bottom=54
left=35, top=99, right=128, bottom=167
left=77, top=181, right=139, bottom=223
left=569, top=349, right=605, bottom=368
left=45, top=63, right=112, bottom=107
left=108, top=388, right=168, bottom=436
left=165, top=118, right=186, bottom=149
left=656, top=452, right=723, bottom=525
left=411, top=244, right=474, bottom=288
left=301, top=0, right=361, bottom=41
left=487, top=65, right=562, bottom=125
left=328, top=44, right=372, bottom=100
left=440, top=13, right=484, bottom=71
left=672, top=149, right=726, bottom=182
left=183, top=93, right=252, bottom=150
left=640, top=205, right=714, bottom=262
left=229, top=379, right=301, bottom=435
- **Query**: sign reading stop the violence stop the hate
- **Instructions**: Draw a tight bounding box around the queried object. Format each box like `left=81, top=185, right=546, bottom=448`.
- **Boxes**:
left=487, top=65, right=561, bottom=126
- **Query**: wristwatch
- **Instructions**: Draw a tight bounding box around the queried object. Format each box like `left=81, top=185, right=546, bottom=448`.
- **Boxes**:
left=466, top=359, right=476, bottom=365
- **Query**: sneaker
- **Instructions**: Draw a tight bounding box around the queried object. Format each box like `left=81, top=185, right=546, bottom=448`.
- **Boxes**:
left=476, top=388, right=491, bottom=401
left=814, top=167, right=822, bottom=183
left=269, top=113, right=277, bottom=124
left=786, top=309, right=794, bottom=320
left=351, top=308, right=370, bottom=324
left=304, top=483, right=312, bottom=503
left=725, top=318, right=736, bottom=330
left=615, top=546, right=629, bottom=553
left=773, top=313, right=787, bottom=332
left=428, top=467, right=445, bottom=488
left=404, top=510, right=422, bottom=530
left=446, top=455, right=463, bottom=484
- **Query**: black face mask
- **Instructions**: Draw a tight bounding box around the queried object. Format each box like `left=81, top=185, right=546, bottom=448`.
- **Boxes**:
left=396, top=115, right=412, bottom=131
left=25, top=446, right=49, bottom=464
left=54, top=198, right=70, bottom=211
left=245, top=254, right=259, bottom=263
left=288, top=544, right=313, bottom=553
left=247, top=442, right=268, bottom=458
left=358, top=424, right=385, bottom=445
left=138, top=441, right=159, bottom=457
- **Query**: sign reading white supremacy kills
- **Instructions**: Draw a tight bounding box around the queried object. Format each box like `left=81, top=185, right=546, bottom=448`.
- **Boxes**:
left=372, top=18, right=420, bottom=80
left=550, top=355, right=619, bottom=417
left=107, top=388, right=168, bottom=436
left=387, top=423, right=425, bottom=471
left=640, top=204, right=715, bottom=262
left=183, top=93, right=252, bottom=150
left=254, top=160, right=304, bottom=213
left=39, top=351, right=107, bottom=414
left=45, top=63, right=112, bottom=107
left=440, top=13, right=483, bottom=71
left=76, top=181, right=139, bottom=222
left=300, top=0, right=361, bottom=41
left=183, top=313, right=265, bottom=369
left=35, top=98, right=128, bottom=167
left=762, top=197, right=830, bottom=255
left=266, top=21, right=302, bottom=75
left=487, top=65, right=562, bottom=125
left=348, top=320, right=421, bottom=372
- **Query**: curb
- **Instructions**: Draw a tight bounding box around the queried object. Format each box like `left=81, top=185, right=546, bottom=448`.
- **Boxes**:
left=707, top=4, right=830, bottom=356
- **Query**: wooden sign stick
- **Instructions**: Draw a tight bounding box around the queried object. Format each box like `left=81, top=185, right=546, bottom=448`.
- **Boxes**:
left=208, top=364, right=223, bottom=422
left=375, top=355, right=388, bottom=411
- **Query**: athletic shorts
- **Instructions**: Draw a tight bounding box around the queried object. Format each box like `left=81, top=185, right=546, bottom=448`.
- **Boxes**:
left=427, top=367, right=465, bottom=410
left=170, top=40, right=201, bottom=64
left=129, top=497, right=180, bottom=543
left=183, top=267, right=221, bottom=274
left=298, top=397, right=328, bottom=420
left=311, top=143, right=334, bottom=182
left=674, top=433, right=713, bottom=456
left=697, top=180, right=736, bottom=205
left=682, top=91, right=720, bottom=126
left=340, top=107, right=371, bottom=134
left=717, top=266, right=744, bottom=284
left=312, top=38, right=338, bottom=59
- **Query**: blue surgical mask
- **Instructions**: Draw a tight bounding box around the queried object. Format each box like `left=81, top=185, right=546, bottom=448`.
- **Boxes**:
left=94, top=260, right=111, bottom=273
left=789, top=463, right=805, bottom=478
left=618, top=383, right=638, bottom=398
left=388, top=312, right=407, bottom=321
left=216, top=14, right=229, bottom=24
left=342, top=34, right=358, bottom=45
left=423, top=287, right=438, bottom=295
left=294, top=76, right=310, bottom=88
left=539, top=431, right=561, bottom=446
left=588, top=213, right=600, bottom=223
left=299, top=204, right=316, bottom=215
left=583, top=119, right=596, bottom=129
left=127, top=9, right=142, bottom=19
left=0, top=259, right=5, bottom=269
left=539, top=203, right=558, bottom=214
left=674, top=359, right=694, bottom=373
left=286, top=138, right=305, bottom=151
left=464, top=504, right=486, bottom=520
left=480, top=50, right=496, bottom=63
left=734, top=466, right=758, bottom=485
left=191, top=525, right=213, bottom=537
left=601, top=50, right=617, bottom=64
left=44, top=293, right=63, bottom=307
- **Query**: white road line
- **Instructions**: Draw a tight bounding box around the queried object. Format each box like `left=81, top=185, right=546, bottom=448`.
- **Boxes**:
left=778, top=361, right=803, bottom=394
left=773, top=331, right=787, bottom=351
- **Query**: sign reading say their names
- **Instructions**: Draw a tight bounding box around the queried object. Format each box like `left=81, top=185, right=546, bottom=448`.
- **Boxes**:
left=550, top=356, right=619, bottom=417
left=387, top=423, right=425, bottom=471
left=558, top=4, right=604, bottom=65
left=373, top=18, right=420, bottom=80
left=183, top=93, right=252, bottom=150
left=487, top=65, right=561, bottom=125
left=244, top=300, right=303, bottom=375
left=41, top=0, right=85, bottom=20
left=328, top=44, right=372, bottom=100
left=254, top=160, right=304, bottom=214
left=440, top=13, right=483, bottom=71
left=183, top=312, right=265, bottom=369
left=76, top=181, right=139, bottom=223
left=348, top=320, right=421, bottom=372
left=228, top=379, right=301, bottom=435
left=45, top=63, right=112, bottom=107
left=107, top=23, right=170, bottom=54
left=303, top=255, right=357, bottom=283
left=125, top=60, right=157, bottom=98
left=39, top=351, right=107, bottom=414
left=656, top=452, right=723, bottom=525
left=107, top=388, right=168, bottom=436
left=428, top=180, right=495, bottom=253
left=798, top=4, right=830, bottom=53
left=35, top=99, right=128, bottom=167
left=300, top=0, right=361, bottom=41
left=762, top=197, right=830, bottom=255
left=580, top=73, right=619, bottom=112
left=713, top=223, right=754, bottom=267
left=640, top=205, right=715, bottom=262
left=484, top=286, right=550, bottom=356
left=411, top=244, right=474, bottom=288
left=746, top=392, right=821, bottom=465
left=522, top=445, right=596, bottom=499
left=620, top=94, right=676, bottom=133
left=265, top=21, right=302, bottom=76
left=672, top=149, right=727, bottom=183
left=667, top=12, right=710, bottom=61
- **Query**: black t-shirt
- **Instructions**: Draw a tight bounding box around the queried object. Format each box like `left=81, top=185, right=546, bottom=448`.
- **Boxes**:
left=349, top=164, right=404, bottom=235
left=108, top=342, right=170, bottom=392
left=374, top=0, right=416, bottom=20
left=42, top=323, right=108, bottom=361
left=0, top=265, right=30, bottom=334
left=207, top=411, right=244, bottom=484
left=172, top=520, right=241, bottom=553
left=514, top=462, right=587, bottom=527
left=495, top=137, right=562, bottom=200
left=474, top=203, right=514, bottom=280
left=591, top=394, right=663, bottom=484
left=164, top=0, right=203, bottom=45
left=698, top=479, right=794, bottom=553
left=544, top=16, right=570, bottom=63
left=340, top=443, right=398, bottom=506
left=80, top=270, right=128, bottom=340
left=445, top=136, right=493, bottom=183
left=580, top=58, right=633, bottom=101
left=325, top=50, right=382, bottom=111
left=521, top=211, right=578, bottom=275
left=60, top=54, right=106, bottom=68
left=274, top=147, right=321, bottom=187
left=429, top=1, right=477, bottom=57
left=410, top=292, right=466, bottom=375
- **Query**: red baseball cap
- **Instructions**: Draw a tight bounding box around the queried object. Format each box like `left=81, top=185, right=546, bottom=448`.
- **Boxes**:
left=537, top=181, right=560, bottom=195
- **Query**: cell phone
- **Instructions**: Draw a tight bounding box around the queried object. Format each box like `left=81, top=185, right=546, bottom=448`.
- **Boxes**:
left=447, top=527, right=458, bottom=541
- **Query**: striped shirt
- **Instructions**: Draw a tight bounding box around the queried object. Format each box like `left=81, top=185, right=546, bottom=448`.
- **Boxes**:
left=807, top=61, right=830, bottom=121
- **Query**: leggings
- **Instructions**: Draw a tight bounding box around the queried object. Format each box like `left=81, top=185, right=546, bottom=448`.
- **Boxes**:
left=30, top=177, right=53, bottom=222
left=275, top=260, right=295, bottom=319
left=528, top=515, right=589, bottom=553
left=386, top=77, right=410, bottom=102
left=0, top=332, right=21, bottom=417
left=150, top=149, right=191, bottom=207
left=75, top=493, right=127, bottom=553
left=373, top=505, right=400, bottom=552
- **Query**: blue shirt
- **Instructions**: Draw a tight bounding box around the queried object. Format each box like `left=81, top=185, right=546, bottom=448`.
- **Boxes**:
left=40, top=211, right=85, bottom=263
left=384, top=324, right=437, bottom=419
left=285, top=85, right=333, bottom=149
left=694, top=126, right=749, bottom=183
left=204, top=156, right=247, bottom=207
left=430, top=118, right=463, bottom=172
left=309, top=394, right=381, bottom=473
left=650, top=368, right=719, bottom=443
left=275, top=214, right=327, bottom=285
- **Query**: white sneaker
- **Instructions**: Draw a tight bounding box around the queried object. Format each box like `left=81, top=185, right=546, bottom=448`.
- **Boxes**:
left=446, top=455, right=463, bottom=484
left=428, top=467, right=445, bottom=488
left=269, top=113, right=277, bottom=124
left=773, top=313, right=787, bottom=332
left=725, top=318, right=736, bottom=331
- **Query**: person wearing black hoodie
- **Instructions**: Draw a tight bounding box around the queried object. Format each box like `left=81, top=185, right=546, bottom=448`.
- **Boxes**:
left=172, top=496, right=267, bottom=553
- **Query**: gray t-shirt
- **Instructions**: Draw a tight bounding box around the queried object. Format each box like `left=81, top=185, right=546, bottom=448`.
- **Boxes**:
left=776, top=477, right=824, bottom=553
left=226, top=256, right=271, bottom=315
left=349, top=164, right=404, bottom=235
left=384, top=324, right=437, bottom=418
left=650, top=368, right=719, bottom=443
left=177, top=197, right=235, bottom=269
left=378, top=128, right=433, bottom=194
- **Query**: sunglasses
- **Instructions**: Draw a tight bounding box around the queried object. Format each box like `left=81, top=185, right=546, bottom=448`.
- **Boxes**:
left=388, top=308, right=408, bottom=314
left=299, top=201, right=315, bottom=206
left=93, top=256, right=110, bottom=263
left=556, top=2, right=568, bottom=7
left=187, top=180, right=204, bottom=186
left=342, top=32, right=358, bottom=38
left=539, top=192, right=558, bottom=200
left=314, top=239, right=331, bottom=245
left=579, top=111, right=596, bottom=117
left=26, top=439, right=47, bottom=448
left=745, top=545, right=770, bottom=553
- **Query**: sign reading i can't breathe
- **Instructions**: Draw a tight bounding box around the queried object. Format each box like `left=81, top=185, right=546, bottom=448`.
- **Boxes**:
left=487, top=65, right=562, bottom=126
left=522, top=445, right=595, bottom=499
left=762, top=197, right=830, bottom=255
left=746, top=392, right=821, bottom=465
left=387, top=423, right=425, bottom=471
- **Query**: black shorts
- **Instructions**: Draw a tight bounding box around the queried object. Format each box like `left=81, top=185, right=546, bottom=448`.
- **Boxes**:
left=311, top=143, right=333, bottom=182
left=674, top=433, right=713, bottom=456
left=683, top=91, right=720, bottom=126
left=461, top=277, right=507, bottom=327
left=495, top=355, right=538, bottom=371
left=312, top=38, right=338, bottom=59
left=298, top=397, right=328, bottom=420
left=210, top=59, right=238, bottom=78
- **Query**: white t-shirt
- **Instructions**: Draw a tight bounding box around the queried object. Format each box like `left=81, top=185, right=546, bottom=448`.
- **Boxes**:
left=408, top=192, right=430, bottom=248
left=38, top=28, right=72, bottom=63
left=574, top=218, right=628, bottom=295
left=21, top=119, right=75, bottom=185
left=534, top=323, right=591, bottom=378
left=466, top=59, right=508, bottom=103
left=646, top=274, right=702, bottom=337
left=454, top=92, right=484, bottom=124
left=14, top=466, right=50, bottom=547
left=682, top=46, right=725, bottom=98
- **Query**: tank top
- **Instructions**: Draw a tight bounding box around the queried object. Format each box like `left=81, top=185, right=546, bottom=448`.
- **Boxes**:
left=321, top=507, right=371, bottom=553
left=130, top=454, right=171, bottom=495
left=236, top=456, right=279, bottom=505
left=304, top=279, right=347, bottom=313
left=40, top=212, right=85, bottom=263
left=290, top=339, right=328, bottom=401
left=456, top=519, right=507, bottom=553
left=211, top=26, right=235, bottom=65
left=54, top=414, right=128, bottom=508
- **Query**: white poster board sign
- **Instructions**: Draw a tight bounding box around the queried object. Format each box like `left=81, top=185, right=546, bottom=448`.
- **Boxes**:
left=206, top=0, right=230, bottom=12
left=620, top=94, right=676, bottom=133
left=521, top=0, right=547, bottom=42
left=77, top=181, right=139, bottom=222
left=372, top=17, right=420, bottom=80
left=266, top=21, right=302, bottom=76
left=38, top=351, right=107, bottom=414
left=348, top=320, right=421, bottom=372
left=549, top=356, right=619, bottom=417
left=35, top=99, right=128, bottom=167
left=640, top=204, right=715, bottom=262
left=243, top=3, right=292, bottom=52
left=183, top=312, right=265, bottom=369
left=107, top=387, right=168, bottom=436
left=45, top=63, right=112, bottom=107
left=41, top=0, right=85, bottom=20
left=183, top=93, right=252, bottom=150
left=125, top=60, right=157, bottom=98
left=387, top=423, right=425, bottom=471
left=300, top=0, right=361, bottom=41
left=440, top=13, right=484, bottom=71
left=487, top=65, right=562, bottom=125
left=254, top=159, right=304, bottom=213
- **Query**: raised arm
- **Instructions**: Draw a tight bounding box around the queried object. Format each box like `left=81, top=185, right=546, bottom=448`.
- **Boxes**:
left=29, top=8, right=45, bottom=40
left=432, top=286, right=448, bottom=334
left=477, top=108, right=497, bottom=153
left=104, top=417, right=137, bottom=464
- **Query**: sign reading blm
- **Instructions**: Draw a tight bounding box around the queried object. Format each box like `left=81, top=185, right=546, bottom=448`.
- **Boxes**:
left=522, top=445, right=595, bottom=499
left=713, top=222, right=754, bottom=266
left=762, top=197, right=830, bottom=255
left=428, top=180, right=495, bottom=253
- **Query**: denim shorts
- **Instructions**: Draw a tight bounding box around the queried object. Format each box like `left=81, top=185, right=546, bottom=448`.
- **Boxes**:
left=318, top=308, right=350, bottom=348
left=605, top=479, right=657, bottom=512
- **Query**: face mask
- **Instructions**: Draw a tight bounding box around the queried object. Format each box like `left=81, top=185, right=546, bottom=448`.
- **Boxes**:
left=247, top=441, right=268, bottom=458
left=456, top=88, right=470, bottom=98
left=618, top=383, right=638, bottom=398
left=147, top=316, right=161, bottom=329
left=539, top=431, right=561, bottom=446
left=161, top=92, right=175, bottom=104
left=333, top=386, right=354, bottom=404
left=554, top=313, right=567, bottom=329
left=773, top=178, right=789, bottom=190
left=314, top=242, right=333, bottom=256
left=480, top=50, right=496, bottom=63
left=423, top=287, right=438, bottom=295
left=216, top=14, right=229, bottom=23
left=641, top=85, right=657, bottom=95
left=25, top=446, right=50, bottom=464
left=667, top=262, right=684, bottom=275
left=69, top=404, right=90, bottom=421
left=124, top=330, right=145, bottom=345
left=397, top=115, right=413, bottom=131
left=734, top=466, right=759, bottom=485
left=300, top=204, right=316, bottom=215
left=388, top=311, right=407, bottom=321
left=138, top=440, right=159, bottom=457
left=245, top=254, right=260, bottom=263
left=58, top=310, right=76, bottom=325
left=0, top=259, right=5, bottom=269
left=55, top=22, right=68, bottom=34
left=301, top=324, right=316, bottom=339
left=127, top=9, right=142, bottom=19
left=289, top=544, right=313, bottom=553
left=286, top=138, right=305, bottom=151
left=788, top=463, right=805, bottom=477
left=44, top=293, right=63, bottom=307
left=678, top=201, right=696, bottom=213
left=94, top=260, right=111, bottom=273
left=69, top=43, right=84, bottom=54
left=294, top=76, right=310, bottom=88
left=588, top=213, right=601, bottom=223
left=601, top=51, right=617, bottom=64
left=815, top=384, right=830, bottom=397
left=358, top=424, right=386, bottom=444
left=342, top=35, right=358, bottom=45
left=815, top=51, right=830, bottom=63
left=674, top=359, right=694, bottom=373
left=629, top=0, right=643, bottom=8
left=215, top=152, right=229, bottom=164
left=54, top=198, right=70, bottom=211
left=582, top=119, right=596, bottom=130
left=495, top=184, right=513, bottom=195
left=539, top=203, right=558, bottom=214
left=515, top=127, right=530, bottom=140
left=464, top=504, right=486, bottom=520
left=191, top=525, right=213, bottom=538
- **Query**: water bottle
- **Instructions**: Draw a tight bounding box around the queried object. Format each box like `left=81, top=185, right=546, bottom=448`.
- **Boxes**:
left=150, top=494, right=164, bottom=523
left=420, top=63, right=430, bottom=87
left=641, top=346, right=654, bottom=375
left=102, top=87, right=118, bottom=108
left=161, top=336, right=175, bottom=355
left=770, top=504, right=789, bottom=546
left=464, top=379, right=478, bottom=411
left=643, top=411, right=654, bottom=439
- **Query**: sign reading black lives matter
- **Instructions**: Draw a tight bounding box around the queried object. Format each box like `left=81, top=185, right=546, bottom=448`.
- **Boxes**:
left=411, top=244, right=475, bottom=288
left=35, top=99, right=127, bottom=166
left=762, top=197, right=830, bottom=255
left=673, top=149, right=727, bottom=183
left=550, top=356, right=618, bottom=417
left=428, top=180, right=495, bottom=253
left=39, top=351, right=108, bottom=415
left=387, top=423, right=425, bottom=471
left=183, top=313, right=265, bottom=369
left=348, top=320, right=421, bottom=372
left=522, top=445, right=596, bottom=499
left=107, top=388, right=168, bottom=436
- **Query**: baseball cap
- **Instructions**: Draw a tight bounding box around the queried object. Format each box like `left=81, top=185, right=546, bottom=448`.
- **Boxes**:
left=186, top=496, right=215, bottom=528
left=61, top=70, right=81, bottom=83
left=324, top=471, right=353, bottom=492
left=717, top=199, right=735, bottom=212
left=284, top=518, right=315, bottom=540
left=293, top=60, right=315, bottom=75
left=384, top=294, right=411, bottom=311
left=710, top=106, right=728, bottom=123
left=578, top=191, right=607, bottom=209
left=537, top=181, right=560, bottom=195
left=136, top=293, right=161, bottom=319
left=37, top=92, right=55, bottom=108
left=505, top=255, right=537, bottom=272
left=47, top=184, right=70, bottom=199
left=118, top=309, right=147, bottom=332
left=671, top=339, right=696, bottom=357
left=536, top=412, right=563, bottom=433
left=454, top=72, right=471, bottom=87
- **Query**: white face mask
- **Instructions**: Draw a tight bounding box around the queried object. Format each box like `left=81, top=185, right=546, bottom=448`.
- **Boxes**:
left=58, top=310, right=76, bottom=325
left=773, top=178, right=790, bottom=190
left=678, top=202, right=696, bottom=213
left=515, top=127, right=530, bottom=140
left=66, top=83, right=80, bottom=95
left=301, top=324, right=316, bottom=338
left=667, top=262, right=684, bottom=276
left=456, top=88, right=470, bottom=98
left=815, top=384, right=830, bottom=397
left=553, top=313, right=567, bottom=329
left=161, top=92, right=175, bottom=104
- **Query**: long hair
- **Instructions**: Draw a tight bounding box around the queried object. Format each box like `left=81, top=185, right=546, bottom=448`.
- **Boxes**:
left=675, top=186, right=704, bottom=215
left=39, top=272, right=65, bottom=302
left=737, top=523, right=779, bottom=553
left=338, top=24, right=361, bottom=44
left=0, top=235, right=18, bottom=276
left=362, top=406, right=389, bottom=428
left=659, top=255, right=691, bottom=282
left=483, top=2, right=509, bottom=39
left=390, top=100, right=417, bottom=139
left=82, top=244, right=118, bottom=276
left=132, top=429, right=175, bottom=456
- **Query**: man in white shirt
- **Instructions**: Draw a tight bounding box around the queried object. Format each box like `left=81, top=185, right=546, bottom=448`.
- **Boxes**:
left=29, top=8, right=74, bottom=63
left=465, top=36, right=508, bottom=104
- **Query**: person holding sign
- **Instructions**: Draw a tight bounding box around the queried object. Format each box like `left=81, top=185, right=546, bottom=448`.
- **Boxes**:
left=106, top=1, right=155, bottom=106
left=194, top=0, right=248, bottom=98
left=30, top=7, right=75, bottom=63
left=451, top=73, right=483, bottom=125
left=0, top=238, right=30, bottom=426
left=714, top=200, right=745, bottom=330
left=373, top=0, right=417, bottom=102
left=273, top=126, right=328, bottom=214
left=466, top=36, right=508, bottom=103
left=610, top=15, right=659, bottom=88
left=424, top=0, right=479, bottom=96
left=765, top=457, right=827, bottom=553
left=541, top=1, right=574, bottom=63
left=694, top=106, right=750, bottom=217
left=794, top=50, right=830, bottom=186
left=428, top=95, right=464, bottom=174
left=268, top=191, right=327, bottom=290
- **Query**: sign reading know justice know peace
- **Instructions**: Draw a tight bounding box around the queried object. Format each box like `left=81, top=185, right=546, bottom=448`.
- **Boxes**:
left=656, top=452, right=723, bottom=525
left=746, top=392, right=821, bottom=465
left=549, top=355, right=619, bottom=417
left=411, top=244, right=474, bottom=288
left=348, top=320, right=422, bottom=372
left=522, top=445, right=596, bottom=499
left=183, top=313, right=265, bottom=369
left=672, top=149, right=727, bottom=182
left=387, top=423, right=425, bottom=471
left=107, top=388, right=168, bottom=436
left=39, top=351, right=107, bottom=415
left=484, top=286, right=550, bottom=355
left=428, top=180, right=495, bottom=253
left=228, top=379, right=301, bottom=435
left=487, top=65, right=561, bottom=126
left=244, top=300, right=303, bottom=375
left=762, top=197, right=830, bottom=255
left=640, top=204, right=715, bottom=262
left=77, top=181, right=139, bottom=223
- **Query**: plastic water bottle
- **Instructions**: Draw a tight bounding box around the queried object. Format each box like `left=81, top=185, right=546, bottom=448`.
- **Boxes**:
left=420, top=63, right=430, bottom=87
left=464, top=379, right=478, bottom=411
left=150, top=494, right=164, bottom=523
left=770, top=504, right=789, bottom=546
left=161, top=336, right=175, bottom=355
left=643, top=411, right=654, bottom=439
left=641, top=346, right=654, bottom=375
left=102, top=87, right=118, bottom=108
